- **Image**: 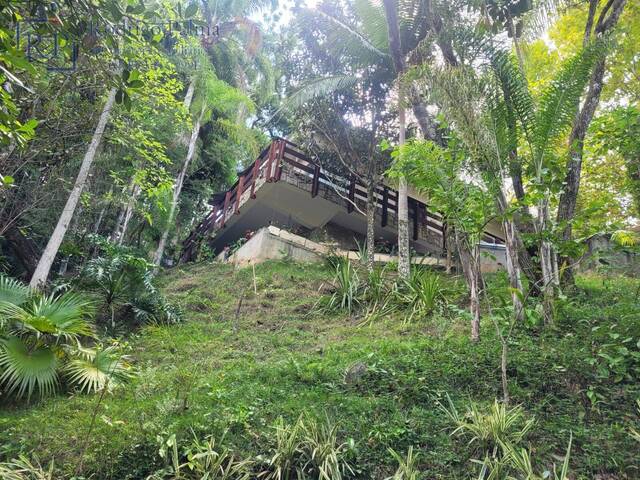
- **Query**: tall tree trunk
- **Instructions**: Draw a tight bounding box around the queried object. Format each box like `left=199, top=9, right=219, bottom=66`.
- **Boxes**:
left=502, top=219, right=525, bottom=321
left=397, top=108, right=410, bottom=279
left=455, top=229, right=481, bottom=342
left=496, top=189, right=524, bottom=321
left=58, top=202, right=83, bottom=276
left=92, top=187, right=113, bottom=235
left=382, top=0, right=410, bottom=280
left=365, top=181, right=376, bottom=273
left=538, top=196, right=557, bottom=323
left=153, top=81, right=199, bottom=267
left=30, top=88, right=117, bottom=288
left=556, top=0, right=627, bottom=284
left=116, top=184, right=140, bottom=246
left=110, top=179, right=134, bottom=243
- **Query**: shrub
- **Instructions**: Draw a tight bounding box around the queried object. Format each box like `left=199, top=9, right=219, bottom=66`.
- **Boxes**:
left=79, top=248, right=182, bottom=329
left=0, top=275, right=131, bottom=400
left=149, top=433, right=253, bottom=479
left=262, top=415, right=355, bottom=480
left=322, top=259, right=361, bottom=315
left=395, top=269, right=446, bottom=322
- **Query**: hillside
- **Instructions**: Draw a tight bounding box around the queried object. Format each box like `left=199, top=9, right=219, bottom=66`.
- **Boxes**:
left=0, top=260, right=639, bottom=479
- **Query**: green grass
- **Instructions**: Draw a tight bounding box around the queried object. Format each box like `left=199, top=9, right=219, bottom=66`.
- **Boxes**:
left=0, top=260, right=639, bottom=479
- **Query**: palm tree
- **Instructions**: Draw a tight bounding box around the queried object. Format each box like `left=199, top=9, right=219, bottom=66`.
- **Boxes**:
left=424, top=41, right=604, bottom=322
left=0, top=276, right=130, bottom=399
left=153, top=63, right=254, bottom=267
left=153, top=0, right=270, bottom=266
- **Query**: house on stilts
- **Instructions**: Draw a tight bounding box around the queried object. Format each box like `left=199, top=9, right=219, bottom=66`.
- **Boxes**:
left=180, top=138, right=506, bottom=270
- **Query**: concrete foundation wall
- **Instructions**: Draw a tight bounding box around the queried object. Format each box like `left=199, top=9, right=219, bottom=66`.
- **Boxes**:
left=479, top=243, right=508, bottom=273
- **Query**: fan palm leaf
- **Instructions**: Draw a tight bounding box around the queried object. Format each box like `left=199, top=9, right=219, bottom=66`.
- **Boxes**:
left=0, top=293, right=94, bottom=342
left=297, top=7, right=390, bottom=66
left=0, top=275, right=31, bottom=306
left=66, top=345, right=132, bottom=394
left=0, top=337, right=59, bottom=399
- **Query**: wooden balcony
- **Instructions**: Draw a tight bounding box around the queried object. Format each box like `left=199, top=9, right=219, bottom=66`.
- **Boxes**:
left=180, top=138, right=503, bottom=262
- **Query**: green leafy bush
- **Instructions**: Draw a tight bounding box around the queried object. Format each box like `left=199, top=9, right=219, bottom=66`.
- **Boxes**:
left=79, top=245, right=182, bottom=329
left=0, top=275, right=131, bottom=400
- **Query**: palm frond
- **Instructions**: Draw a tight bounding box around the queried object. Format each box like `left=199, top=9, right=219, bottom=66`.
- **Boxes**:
left=274, top=75, right=357, bottom=118
left=353, top=0, right=390, bottom=53
left=532, top=40, right=605, bottom=168
left=4, top=293, right=95, bottom=341
left=300, top=7, right=390, bottom=60
left=0, top=275, right=31, bottom=306
left=66, top=345, right=132, bottom=394
left=0, top=337, right=59, bottom=399
left=487, top=47, right=536, bottom=147
left=521, top=0, right=575, bottom=42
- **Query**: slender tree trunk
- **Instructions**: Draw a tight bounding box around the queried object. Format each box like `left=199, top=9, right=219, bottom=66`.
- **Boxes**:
left=382, top=0, right=410, bottom=280
left=501, top=341, right=510, bottom=404
left=445, top=227, right=453, bottom=274
left=110, top=179, right=134, bottom=243
left=496, top=189, right=524, bottom=321
left=365, top=181, right=376, bottom=273
left=502, top=218, right=524, bottom=321
left=455, top=229, right=481, bottom=342
left=92, top=187, right=113, bottom=235
left=153, top=83, right=200, bottom=267
left=30, top=88, right=117, bottom=288
left=58, top=202, right=83, bottom=276
left=116, top=184, right=140, bottom=246
left=397, top=108, right=410, bottom=280
left=538, top=196, right=556, bottom=324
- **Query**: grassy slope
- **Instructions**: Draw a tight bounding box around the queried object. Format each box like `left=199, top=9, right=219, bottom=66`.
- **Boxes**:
left=0, top=260, right=639, bottom=479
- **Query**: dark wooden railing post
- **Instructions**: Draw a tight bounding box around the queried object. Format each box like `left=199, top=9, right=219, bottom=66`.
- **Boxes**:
left=275, top=140, right=285, bottom=181
left=381, top=186, right=388, bottom=227
left=250, top=157, right=260, bottom=198
left=347, top=176, right=356, bottom=213
left=235, top=175, right=245, bottom=214
left=442, top=221, right=447, bottom=251
left=265, top=141, right=275, bottom=182
left=412, top=200, right=419, bottom=241
left=210, top=204, right=220, bottom=230
left=311, top=164, right=320, bottom=197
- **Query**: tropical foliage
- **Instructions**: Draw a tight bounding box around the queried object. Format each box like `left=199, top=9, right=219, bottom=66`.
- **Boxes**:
left=0, top=276, right=130, bottom=400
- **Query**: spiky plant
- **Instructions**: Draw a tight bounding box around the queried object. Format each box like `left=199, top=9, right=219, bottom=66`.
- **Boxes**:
left=66, top=345, right=132, bottom=394
left=324, top=258, right=361, bottom=315
left=396, top=269, right=446, bottom=322
left=299, top=415, right=354, bottom=480
left=386, top=446, right=421, bottom=480
left=263, top=416, right=305, bottom=480
left=0, top=454, right=54, bottom=480
left=440, top=396, right=535, bottom=456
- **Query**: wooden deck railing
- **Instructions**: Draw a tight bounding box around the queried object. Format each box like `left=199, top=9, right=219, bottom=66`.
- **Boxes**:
left=180, top=138, right=503, bottom=262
